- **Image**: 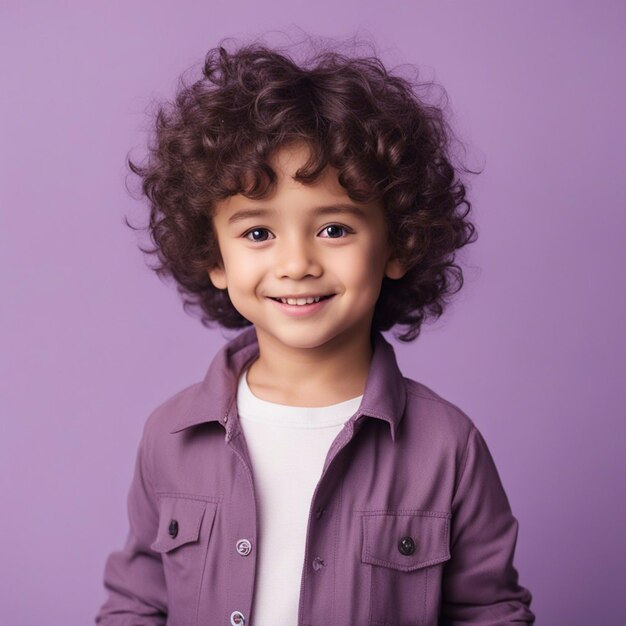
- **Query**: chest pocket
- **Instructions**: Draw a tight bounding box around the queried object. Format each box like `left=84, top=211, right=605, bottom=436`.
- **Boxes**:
left=361, top=511, right=451, bottom=626
left=151, top=496, right=218, bottom=626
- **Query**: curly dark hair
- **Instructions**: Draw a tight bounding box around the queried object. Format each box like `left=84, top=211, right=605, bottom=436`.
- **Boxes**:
left=126, top=35, right=479, bottom=342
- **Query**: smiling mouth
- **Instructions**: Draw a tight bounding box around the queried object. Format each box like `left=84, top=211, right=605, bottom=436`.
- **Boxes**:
left=269, top=295, right=334, bottom=305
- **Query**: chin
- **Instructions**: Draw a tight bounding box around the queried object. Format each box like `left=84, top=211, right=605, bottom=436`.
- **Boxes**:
left=263, top=327, right=341, bottom=350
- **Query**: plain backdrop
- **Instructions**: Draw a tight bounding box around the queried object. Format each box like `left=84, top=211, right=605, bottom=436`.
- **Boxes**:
left=1, top=1, right=625, bottom=624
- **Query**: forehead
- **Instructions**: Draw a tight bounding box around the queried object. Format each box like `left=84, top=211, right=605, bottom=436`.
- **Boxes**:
left=213, top=142, right=381, bottom=218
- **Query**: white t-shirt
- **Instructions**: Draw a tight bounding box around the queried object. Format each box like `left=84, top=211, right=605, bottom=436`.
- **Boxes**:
left=236, top=366, right=363, bottom=626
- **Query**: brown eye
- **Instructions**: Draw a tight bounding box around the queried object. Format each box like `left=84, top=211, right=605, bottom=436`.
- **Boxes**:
left=244, top=228, right=273, bottom=242
left=320, top=224, right=349, bottom=238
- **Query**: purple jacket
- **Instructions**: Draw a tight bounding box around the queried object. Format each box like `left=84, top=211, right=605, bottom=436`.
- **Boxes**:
left=96, top=326, right=535, bottom=625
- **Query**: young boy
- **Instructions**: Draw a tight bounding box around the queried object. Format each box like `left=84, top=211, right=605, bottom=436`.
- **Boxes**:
left=96, top=39, right=535, bottom=625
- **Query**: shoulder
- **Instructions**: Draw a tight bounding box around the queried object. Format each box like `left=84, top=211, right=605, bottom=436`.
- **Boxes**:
left=141, top=381, right=203, bottom=441
left=402, top=376, right=478, bottom=448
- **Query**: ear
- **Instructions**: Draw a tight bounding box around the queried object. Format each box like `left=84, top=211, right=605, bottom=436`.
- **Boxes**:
left=207, top=264, right=228, bottom=290
left=384, top=257, right=407, bottom=280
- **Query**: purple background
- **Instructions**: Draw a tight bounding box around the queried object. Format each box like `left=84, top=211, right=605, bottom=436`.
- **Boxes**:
left=2, top=1, right=624, bottom=624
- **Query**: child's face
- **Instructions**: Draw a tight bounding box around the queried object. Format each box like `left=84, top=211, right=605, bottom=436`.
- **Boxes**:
left=208, top=141, right=405, bottom=353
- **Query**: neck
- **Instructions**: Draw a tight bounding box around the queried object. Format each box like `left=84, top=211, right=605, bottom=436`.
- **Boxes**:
left=246, top=325, right=374, bottom=407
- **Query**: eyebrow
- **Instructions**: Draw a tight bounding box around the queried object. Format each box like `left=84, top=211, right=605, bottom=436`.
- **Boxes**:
left=226, top=204, right=368, bottom=225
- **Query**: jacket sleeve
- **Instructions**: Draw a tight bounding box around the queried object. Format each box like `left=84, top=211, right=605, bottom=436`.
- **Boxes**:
left=95, top=418, right=167, bottom=625
left=440, top=426, right=535, bottom=625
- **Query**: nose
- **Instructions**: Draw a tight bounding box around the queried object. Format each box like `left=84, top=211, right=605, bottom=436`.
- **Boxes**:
left=273, top=235, right=322, bottom=279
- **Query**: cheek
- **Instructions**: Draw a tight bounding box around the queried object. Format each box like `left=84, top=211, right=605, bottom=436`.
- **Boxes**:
left=222, top=250, right=263, bottom=291
left=343, top=244, right=387, bottom=286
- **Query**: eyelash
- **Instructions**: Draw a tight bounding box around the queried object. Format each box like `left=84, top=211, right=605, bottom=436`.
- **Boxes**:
left=242, top=224, right=352, bottom=243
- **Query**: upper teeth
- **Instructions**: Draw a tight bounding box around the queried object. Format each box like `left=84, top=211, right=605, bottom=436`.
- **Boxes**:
left=279, top=296, right=323, bottom=305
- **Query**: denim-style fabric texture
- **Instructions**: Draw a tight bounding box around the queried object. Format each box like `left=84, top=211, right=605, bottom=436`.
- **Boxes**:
left=95, top=326, right=535, bottom=625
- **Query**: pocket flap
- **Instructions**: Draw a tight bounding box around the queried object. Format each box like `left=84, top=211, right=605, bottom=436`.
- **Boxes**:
left=361, top=511, right=451, bottom=572
left=150, top=497, right=212, bottom=553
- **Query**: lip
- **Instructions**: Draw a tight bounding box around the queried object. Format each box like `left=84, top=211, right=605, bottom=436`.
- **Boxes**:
left=269, top=294, right=334, bottom=300
left=266, top=294, right=335, bottom=317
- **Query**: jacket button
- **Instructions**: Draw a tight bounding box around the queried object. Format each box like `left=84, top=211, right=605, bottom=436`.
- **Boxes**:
left=168, top=519, right=179, bottom=538
left=236, top=538, right=252, bottom=556
left=312, top=556, right=325, bottom=571
left=398, top=536, right=416, bottom=555
left=230, top=610, right=245, bottom=625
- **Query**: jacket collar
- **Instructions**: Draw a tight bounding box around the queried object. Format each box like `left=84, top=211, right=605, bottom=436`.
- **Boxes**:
left=170, top=326, right=406, bottom=441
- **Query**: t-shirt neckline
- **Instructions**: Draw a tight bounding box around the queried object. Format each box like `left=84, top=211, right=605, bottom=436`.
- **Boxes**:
left=236, top=366, right=363, bottom=428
